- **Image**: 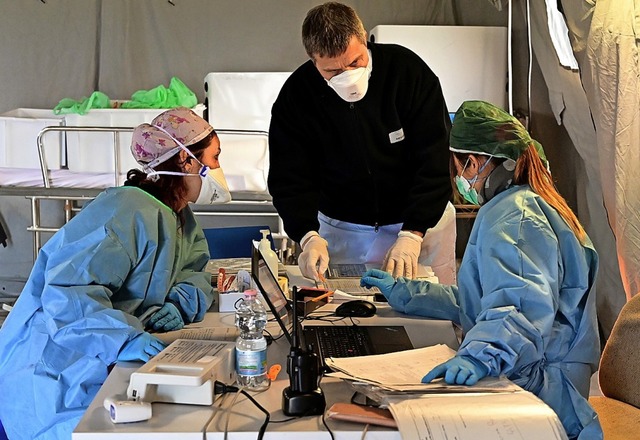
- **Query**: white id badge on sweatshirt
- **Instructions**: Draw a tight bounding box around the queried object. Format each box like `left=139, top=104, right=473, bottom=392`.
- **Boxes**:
left=389, top=128, right=405, bottom=144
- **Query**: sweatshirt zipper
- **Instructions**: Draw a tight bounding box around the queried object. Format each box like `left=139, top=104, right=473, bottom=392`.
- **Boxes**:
left=350, top=102, right=381, bottom=232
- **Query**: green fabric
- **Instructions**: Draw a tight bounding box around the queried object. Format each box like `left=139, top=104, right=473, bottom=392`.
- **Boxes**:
left=53, top=91, right=111, bottom=115
left=120, top=77, right=197, bottom=109
left=450, top=100, right=548, bottom=166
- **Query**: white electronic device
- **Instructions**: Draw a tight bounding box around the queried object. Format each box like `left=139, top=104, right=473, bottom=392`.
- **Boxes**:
left=127, top=339, right=236, bottom=406
left=103, top=396, right=152, bottom=424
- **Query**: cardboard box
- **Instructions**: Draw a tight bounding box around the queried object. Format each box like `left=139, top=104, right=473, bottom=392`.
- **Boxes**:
left=0, top=108, right=65, bottom=169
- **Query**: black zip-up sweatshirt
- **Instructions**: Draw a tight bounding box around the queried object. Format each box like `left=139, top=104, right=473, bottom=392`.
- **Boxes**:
left=268, top=41, right=452, bottom=243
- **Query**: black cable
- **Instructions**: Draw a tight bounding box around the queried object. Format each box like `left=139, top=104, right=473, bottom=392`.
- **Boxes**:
left=215, top=381, right=270, bottom=440
left=240, top=390, right=270, bottom=440
left=317, top=375, right=335, bottom=440
left=321, top=410, right=336, bottom=440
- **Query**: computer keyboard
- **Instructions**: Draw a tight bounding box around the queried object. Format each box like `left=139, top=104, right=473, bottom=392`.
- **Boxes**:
left=315, top=326, right=373, bottom=358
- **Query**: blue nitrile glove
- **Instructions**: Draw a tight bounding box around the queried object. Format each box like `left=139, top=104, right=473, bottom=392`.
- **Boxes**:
left=421, top=355, right=489, bottom=386
left=147, top=303, right=184, bottom=332
left=360, top=269, right=397, bottom=298
left=117, top=333, right=166, bottom=362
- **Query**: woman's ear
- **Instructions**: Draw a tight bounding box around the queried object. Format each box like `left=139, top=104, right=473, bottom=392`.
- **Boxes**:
left=178, top=149, right=192, bottom=172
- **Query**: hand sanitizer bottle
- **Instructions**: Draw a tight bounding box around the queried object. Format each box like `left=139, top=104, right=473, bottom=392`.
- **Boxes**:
left=258, top=229, right=279, bottom=278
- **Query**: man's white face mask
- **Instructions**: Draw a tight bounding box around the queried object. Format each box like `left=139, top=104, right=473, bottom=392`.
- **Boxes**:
left=326, top=51, right=372, bottom=102
left=195, top=167, right=231, bottom=205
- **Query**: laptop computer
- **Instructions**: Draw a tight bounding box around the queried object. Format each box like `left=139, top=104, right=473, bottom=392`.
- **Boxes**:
left=251, top=247, right=418, bottom=372
left=301, top=324, right=414, bottom=372
left=252, top=248, right=458, bottom=372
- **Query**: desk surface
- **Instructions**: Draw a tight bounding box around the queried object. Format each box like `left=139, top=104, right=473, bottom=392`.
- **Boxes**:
left=73, top=309, right=567, bottom=440
left=73, top=313, right=405, bottom=440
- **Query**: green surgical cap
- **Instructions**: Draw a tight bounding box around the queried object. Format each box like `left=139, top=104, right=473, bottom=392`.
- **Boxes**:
left=449, top=100, right=547, bottom=166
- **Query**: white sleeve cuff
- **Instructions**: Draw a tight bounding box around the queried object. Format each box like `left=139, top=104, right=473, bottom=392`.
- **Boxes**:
left=300, top=231, right=320, bottom=250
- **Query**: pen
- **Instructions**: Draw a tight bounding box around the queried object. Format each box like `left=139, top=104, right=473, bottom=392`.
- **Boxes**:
left=311, top=290, right=334, bottom=302
left=317, top=272, right=328, bottom=290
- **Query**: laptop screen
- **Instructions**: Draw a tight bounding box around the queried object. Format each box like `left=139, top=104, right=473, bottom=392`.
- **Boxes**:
left=251, top=246, right=293, bottom=345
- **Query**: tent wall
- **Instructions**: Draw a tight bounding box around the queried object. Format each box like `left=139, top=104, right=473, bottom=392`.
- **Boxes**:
left=0, top=0, right=628, bottom=337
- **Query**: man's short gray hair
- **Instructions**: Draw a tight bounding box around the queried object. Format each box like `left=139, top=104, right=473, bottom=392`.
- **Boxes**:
left=302, top=2, right=367, bottom=59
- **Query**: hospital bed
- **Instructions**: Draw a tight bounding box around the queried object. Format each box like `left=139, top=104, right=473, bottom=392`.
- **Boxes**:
left=0, top=72, right=292, bottom=263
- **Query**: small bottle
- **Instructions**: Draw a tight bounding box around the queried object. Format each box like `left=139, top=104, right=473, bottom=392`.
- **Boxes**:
left=258, top=229, right=279, bottom=279
left=234, top=289, right=270, bottom=391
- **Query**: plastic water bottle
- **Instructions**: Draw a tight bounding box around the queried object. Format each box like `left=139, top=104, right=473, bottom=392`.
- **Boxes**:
left=234, top=289, right=270, bottom=391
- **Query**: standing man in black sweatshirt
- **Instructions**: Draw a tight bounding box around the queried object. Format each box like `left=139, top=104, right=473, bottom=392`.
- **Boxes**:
left=268, top=2, right=456, bottom=284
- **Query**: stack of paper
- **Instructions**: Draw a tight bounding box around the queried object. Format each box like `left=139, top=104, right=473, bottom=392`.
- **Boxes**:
left=325, top=344, right=520, bottom=393
left=325, top=345, right=568, bottom=440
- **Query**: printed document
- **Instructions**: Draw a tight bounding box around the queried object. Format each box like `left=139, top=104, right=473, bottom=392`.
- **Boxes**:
left=388, top=392, right=568, bottom=440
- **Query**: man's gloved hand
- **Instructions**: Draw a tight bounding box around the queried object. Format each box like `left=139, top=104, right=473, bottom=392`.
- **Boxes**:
left=360, top=269, right=397, bottom=299
left=147, top=303, right=184, bottom=332
left=421, top=355, right=489, bottom=386
left=117, top=333, right=167, bottom=362
left=298, top=231, right=329, bottom=281
left=382, top=230, right=423, bottom=278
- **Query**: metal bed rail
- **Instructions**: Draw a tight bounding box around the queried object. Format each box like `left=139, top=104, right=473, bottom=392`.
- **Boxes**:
left=26, top=125, right=286, bottom=259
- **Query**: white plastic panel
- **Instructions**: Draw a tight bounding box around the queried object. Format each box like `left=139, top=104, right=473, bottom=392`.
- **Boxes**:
left=204, top=72, right=291, bottom=131
left=217, top=132, right=269, bottom=193
left=369, top=25, right=508, bottom=112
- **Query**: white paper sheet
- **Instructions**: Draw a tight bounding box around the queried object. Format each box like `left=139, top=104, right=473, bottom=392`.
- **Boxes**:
left=388, top=392, right=568, bottom=440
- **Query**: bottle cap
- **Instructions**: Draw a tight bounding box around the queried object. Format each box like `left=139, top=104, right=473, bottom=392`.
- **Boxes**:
left=244, top=288, right=258, bottom=298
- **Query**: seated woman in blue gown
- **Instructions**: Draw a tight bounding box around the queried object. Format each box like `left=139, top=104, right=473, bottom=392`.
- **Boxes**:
left=362, top=100, right=602, bottom=440
left=0, top=107, right=232, bottom=440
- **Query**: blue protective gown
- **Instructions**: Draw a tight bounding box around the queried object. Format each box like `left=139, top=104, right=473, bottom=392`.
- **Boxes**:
left=0, top=186, right=213, bottom=440
left=386, top=185, right=602, bottom=440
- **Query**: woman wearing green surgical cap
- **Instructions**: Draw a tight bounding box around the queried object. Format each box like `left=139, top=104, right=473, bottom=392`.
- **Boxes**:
left=362, top=100, right=602, bottom=439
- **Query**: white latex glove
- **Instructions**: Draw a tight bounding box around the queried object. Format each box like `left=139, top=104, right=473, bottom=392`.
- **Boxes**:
left=382, top=230, right=423, bottom=278
left=298, top=231, right=329, bottom=281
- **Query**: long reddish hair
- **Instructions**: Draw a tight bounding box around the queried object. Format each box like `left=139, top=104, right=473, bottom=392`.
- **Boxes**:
left=513, top=145, right=587, bottom=244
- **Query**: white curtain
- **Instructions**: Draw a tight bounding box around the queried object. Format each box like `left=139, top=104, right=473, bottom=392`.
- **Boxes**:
left=501, top=0, right=631, bottom=337
left=580, top=0, right=640, bottom=301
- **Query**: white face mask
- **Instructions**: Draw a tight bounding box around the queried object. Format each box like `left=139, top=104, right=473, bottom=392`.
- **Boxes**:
left=195, top=167, right=232, bottom=205
left=326, top=51, right=372, bottom=102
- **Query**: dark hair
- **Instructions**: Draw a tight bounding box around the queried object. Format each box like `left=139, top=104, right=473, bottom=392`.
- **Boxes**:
left=302, top=2, right=366, bottom=59
left=125, top=131, right=216, bottom=216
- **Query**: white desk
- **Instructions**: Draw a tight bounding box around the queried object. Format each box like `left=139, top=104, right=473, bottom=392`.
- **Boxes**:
left=72, top=307, right=460, bottom=439
left=73, top=316, right=404, bottom=439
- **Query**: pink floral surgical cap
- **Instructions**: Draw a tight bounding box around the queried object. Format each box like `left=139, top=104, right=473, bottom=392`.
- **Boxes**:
left=131, top=107, right=214, bottom=167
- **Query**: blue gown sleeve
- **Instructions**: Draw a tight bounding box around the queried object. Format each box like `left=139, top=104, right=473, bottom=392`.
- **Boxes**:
left=387, top=278, right=461, bottom=324
left=165, top=213, right=214, bottom=324
left=457, top=204, right=559, bottom=378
